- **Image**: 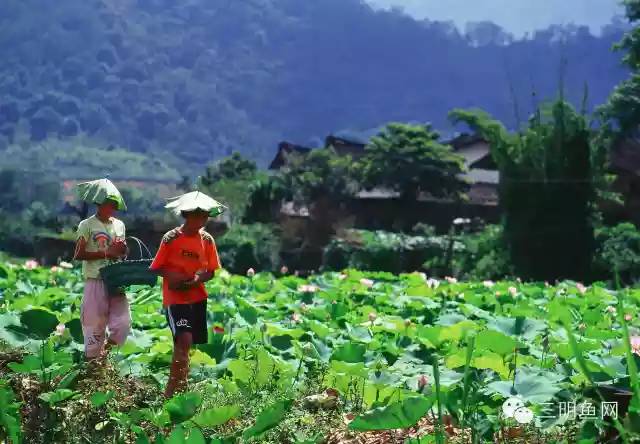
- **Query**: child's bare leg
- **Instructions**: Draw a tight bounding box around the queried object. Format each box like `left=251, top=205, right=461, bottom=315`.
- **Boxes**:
left=165, top=332, right=192, bottom=398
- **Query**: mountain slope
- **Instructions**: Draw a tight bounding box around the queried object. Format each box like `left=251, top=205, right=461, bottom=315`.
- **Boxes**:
left=0, top=0, right=629, bottom=169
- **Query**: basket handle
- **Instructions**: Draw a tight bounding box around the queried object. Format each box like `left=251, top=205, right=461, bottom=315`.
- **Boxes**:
left=124, top=236, right=154, bottom=260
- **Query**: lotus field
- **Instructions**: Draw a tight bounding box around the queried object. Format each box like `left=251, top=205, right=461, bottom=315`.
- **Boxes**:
left=1, top=260, right=640, bottom=443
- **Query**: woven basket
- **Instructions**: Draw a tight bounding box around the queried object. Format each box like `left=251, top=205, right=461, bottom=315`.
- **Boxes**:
left=100, top=237, right=157, bottom=295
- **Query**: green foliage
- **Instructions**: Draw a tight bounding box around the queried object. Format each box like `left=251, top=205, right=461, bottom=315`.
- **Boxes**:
left=600, top=0, right=640, bottom=134
left=243, top=175, right=287, bottom=224
left=0, top=0, right=625, bottom=171
left=322, top=229, right=454, bottom=274
left=200, top=152, right=257, bottom=184
left=164, top=393, right=202, bottom=424
left=4, top=255, right=640, bottom=442
left=2, top=139, right=180, bottom=182
left=456, top=225, right=512, bottom=280
left=198, top=153, right=266, bottom=224
left=118, top=186, right=168, bottom=220
left=242, top=399, right=293, bottom=440
left=217, top=223, right=281, bottom=273
left=594, top=222, right=640, bottom=284
left=349, top=397, right=433, bottom=431
left=277, top=148, right=359, bottom=205
left=19, top=308, right=59, bottom=340
left=358, top=123, right=468, bottom=200
left=0, top=380, right=22, bottom=444
left=450, top=101, right=597, bottom=281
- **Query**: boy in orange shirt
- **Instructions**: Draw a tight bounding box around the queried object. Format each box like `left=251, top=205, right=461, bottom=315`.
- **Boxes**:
left=150, top=207, right=221, bottom=398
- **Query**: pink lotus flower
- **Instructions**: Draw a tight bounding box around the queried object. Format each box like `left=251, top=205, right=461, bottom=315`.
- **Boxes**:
left=508, top=286, right=518, bottom=297
left=625, top=314, right=633, bottom=322
left=426, top=278, right=440, bottom=289
left=246, top=268, right=255, bottom=277
left=360, top=278, right=374, bottom=288
left=368, top=312, right=377, bottom=322
left=576, top=283, right=587, bottom=294
left=24, top=260, right=39, bottom=270
left=55, top=324, right=65, bottom=336
left=280, top=265, right=289, bottom=275
left=50, top=266, right=61, bottom=273
left=298, top=284, right=319, bottom=293
left=631, top=336, right=640, bottom=356
left=59, top=261, right=73, bottom=269
left=291, top=312, right=302, bottom=324
left=418, top=375, right=429, bottom=389
left=445, top=276, right=457, bottom=284
left=483, top=280, right=495, bottom=288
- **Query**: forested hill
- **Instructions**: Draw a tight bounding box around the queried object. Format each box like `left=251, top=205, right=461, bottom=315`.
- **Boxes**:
left=0, top=0, right=629, bottom=169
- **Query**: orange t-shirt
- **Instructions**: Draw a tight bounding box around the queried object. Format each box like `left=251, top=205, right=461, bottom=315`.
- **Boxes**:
left=149, top=227, right=221, bottom=306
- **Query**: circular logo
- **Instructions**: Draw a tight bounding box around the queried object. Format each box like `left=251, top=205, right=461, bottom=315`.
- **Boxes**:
left=502, top=397, right=525, bottom=418
left=514, top=406, right=535, bottom=424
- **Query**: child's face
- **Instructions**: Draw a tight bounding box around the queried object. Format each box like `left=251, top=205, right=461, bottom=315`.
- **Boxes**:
left=184, top=210, right=209, bottom=230
left=97, top=200, right=118, bottom=218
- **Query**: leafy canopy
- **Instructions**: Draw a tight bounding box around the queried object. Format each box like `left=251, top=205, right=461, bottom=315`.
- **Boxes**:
left=358, top=123, right=468, bottom=200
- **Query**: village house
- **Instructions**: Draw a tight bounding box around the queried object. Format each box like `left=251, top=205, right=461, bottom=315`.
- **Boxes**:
left=270, top=132, right=501, bottom=232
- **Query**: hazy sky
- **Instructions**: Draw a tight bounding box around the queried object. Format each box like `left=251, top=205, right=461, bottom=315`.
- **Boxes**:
left=366, top=0, right=624, bottom=36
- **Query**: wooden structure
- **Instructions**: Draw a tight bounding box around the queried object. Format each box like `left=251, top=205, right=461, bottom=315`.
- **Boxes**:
left=444, top=133, right=499, bottom=206
left=268, top=142, right=312, bottom=170
left=273, top=132, right=500, bottom=231
left=324, top=135, right=366, bottom=158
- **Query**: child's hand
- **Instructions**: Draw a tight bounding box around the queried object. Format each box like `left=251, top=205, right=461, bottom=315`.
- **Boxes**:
left=106, top=240, right=127, bottom=259
left=165, top=271, right=194, bottom=291
left=194, top=269, right=214, bottom=283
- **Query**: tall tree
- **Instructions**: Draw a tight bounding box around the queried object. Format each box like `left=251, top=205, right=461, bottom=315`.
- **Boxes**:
left=276, top=148, right=360, bottom=248
left=600, top=0, right=640, bottom=135
left=450, top=101, right=596, bottom=282
left=358, top=123, right=468, bottom=201
left=198, top=152, right=261, bottom=224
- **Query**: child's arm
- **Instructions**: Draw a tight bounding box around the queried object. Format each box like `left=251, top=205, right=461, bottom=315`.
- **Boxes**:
left=74, top=238, right=125, bottom=261
left=150, top=268, right=194, bottom=291
left=179, top=237, right=220, bottom=287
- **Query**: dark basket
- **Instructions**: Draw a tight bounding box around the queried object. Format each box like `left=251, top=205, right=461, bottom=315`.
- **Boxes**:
left=100, top=237, right=158, bottom=294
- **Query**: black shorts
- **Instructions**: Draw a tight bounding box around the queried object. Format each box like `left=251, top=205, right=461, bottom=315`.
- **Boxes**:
left=165, top=301, right=208, bottom=344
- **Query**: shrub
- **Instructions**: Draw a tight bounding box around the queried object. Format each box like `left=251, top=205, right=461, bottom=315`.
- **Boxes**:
left=456, top=224, right=512, bottom=280
left=217, top=223, right=281, bottom=274
left=594, top=223, right=640, bottom=285
left=322, top=229, right=460, bottom=274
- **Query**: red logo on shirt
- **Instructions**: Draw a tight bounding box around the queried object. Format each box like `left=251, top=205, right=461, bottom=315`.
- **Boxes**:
left=93, top=232, right=112, bottom=250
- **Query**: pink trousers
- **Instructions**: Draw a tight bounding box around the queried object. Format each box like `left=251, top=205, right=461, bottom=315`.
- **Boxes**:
left=81, top=279, right=131, bottom=358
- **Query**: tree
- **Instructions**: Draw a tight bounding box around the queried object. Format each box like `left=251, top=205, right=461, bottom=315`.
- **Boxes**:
left=600, top=0, right=640, bottom=135
left=197, top=153, right=263, bottom=225
left=450, top=100, right=597, bottom=282
left=358, top=123, right=468, bottom=201
left=276, top=148, right=360, bottom=248
left=199, top=152, right=257, bottom=186
left=278, top=148, right=358, bottom=205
